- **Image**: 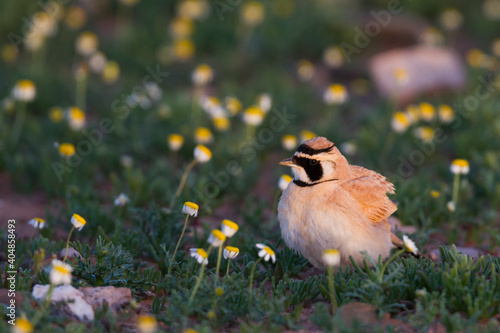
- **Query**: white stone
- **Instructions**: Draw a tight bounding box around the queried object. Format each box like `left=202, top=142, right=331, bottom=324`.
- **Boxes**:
left=32, top=285, right=94, bottom=321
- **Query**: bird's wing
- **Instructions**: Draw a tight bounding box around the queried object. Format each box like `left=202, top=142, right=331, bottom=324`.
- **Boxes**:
left=339, top=173, right=397, bottom=223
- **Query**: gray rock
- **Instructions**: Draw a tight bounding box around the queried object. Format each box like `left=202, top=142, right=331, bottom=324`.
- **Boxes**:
left=32, top=285, right=94, bottom=321
left=369, top=46, right=465, bottom=104
left=80, top=286, right=132, bottom=312
left=60, top=247, right=81, bottom=259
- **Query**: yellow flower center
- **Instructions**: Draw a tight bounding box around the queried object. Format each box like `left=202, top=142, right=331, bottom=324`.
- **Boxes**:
left=225, top=246, right=239, bottom=253
left=35, top=217, right=45, bottom=223
left=59, top=143, right=76, bottom=157
left=263, top=246, right=275, bottom=256
left=197, top=248, right=208, bottom=258
left=301, top=130, right=316, bottom=141
left=245, top=106, right=264, bottom=116
left=323, top=249, right=340, bottom=256
left=54, top=264, right=70, bottom=275
left=394, top=112, right=409, bottom=125
left=69, top=107, right=85, bottom=120
left=281, top=175, right=292, bottom=183
left=195, top=127, right=212, bottom=138
left=215, top=287, right=224, bottom=296
left=196, top=145, right=212, bottom=158
left=72, top=213, right=86, bottom=226
left=430, top=190, right=440, bottom=198
left=16, top=317, right=33, bottom=331
left=174, top=39, right=195, bottom=60
left=222, top=219, right=239, bottom=231
left=169, top=134, right=184, bottom=144
left=212, top=229, right=226, bottom=241
left=452, top=159, right=469, bottom=168
left=419, top=103, right=435, bottom=117
left=184, top=201, right=199, bottom=210
left=214, top=117, right=230, bottom=130
left=282, top=135, right=296, bottom=142
left=17, top=80, right=35, bottom=90
left=195, top=64, right=212, bottom=75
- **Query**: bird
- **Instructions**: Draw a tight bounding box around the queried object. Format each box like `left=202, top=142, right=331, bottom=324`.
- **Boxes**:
left=277, top=136, right=404, bottom=268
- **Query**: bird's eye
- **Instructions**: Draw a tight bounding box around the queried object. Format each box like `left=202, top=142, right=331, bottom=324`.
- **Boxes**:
left=310, top=159, right=318, bottom=165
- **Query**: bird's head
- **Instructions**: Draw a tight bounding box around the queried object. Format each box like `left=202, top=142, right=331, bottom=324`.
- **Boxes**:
left=279, top=137, right=349, bottom=187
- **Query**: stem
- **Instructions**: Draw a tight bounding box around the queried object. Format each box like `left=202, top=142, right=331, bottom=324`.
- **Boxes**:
left=381, top=131, right=395, bottom=156
left=327, top=266, right=338, bottom=314
left=226, top=259, right=231, bottom=276
left=452, top=173, right=461, bottom=205
left=215, top=243, right=223, bottom=285
left=30, top=283, right=55, bottom=327
left=245, top=125, right=256, bottom=141
left=10, top=101, right=26, bottom=146
left=378, top=249, right=405, bottom=283
left=168, top=214, right=190, bottom=274
left=171, top=159, right=198, bottom=207
left=190, top=85, right=205, bottom=126
left=63, top=227, right=75, bottom=262
left=76, top=74, right=87, bottom=111
left=188, top=246, right=213, bottom=306
left=248, top=257, right=263, bottom=299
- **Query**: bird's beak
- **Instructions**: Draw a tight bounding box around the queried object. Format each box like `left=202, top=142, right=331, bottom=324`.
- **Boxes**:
left=279, top=157, right=295, bottom=166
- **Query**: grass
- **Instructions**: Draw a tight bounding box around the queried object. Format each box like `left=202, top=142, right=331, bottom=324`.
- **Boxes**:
left=1, top=0, right=500, bottom=332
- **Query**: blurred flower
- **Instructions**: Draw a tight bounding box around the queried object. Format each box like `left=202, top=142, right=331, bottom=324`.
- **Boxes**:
left=447, top=201, right=456, bottom=212
left=1, top=44, right=17, bottom=63
left=413, top=126, right=435, bottom=142
left=190, top=248, right=208, bottom=265
left=120, top=155, right=134, bottom=168
left=483, top=0, right=500, bottom=19
left=170, top=17, right=194, bottom=38
left=12, top=80, right=36, bottom=102
left=440, top=8, right=463, bottom=31
left=323, top=45, right=344, bottom=68
left=438, top=104, right=455, bottom=123
left=158, top=103, right=172, bottom=118
left=89, top=51, right=107, bottom=73
left=241, top=1, right=265, bottom=27
left=1, top=97, right=14, bottom=113
left=194, top=127, right=213, bottom=144
left=200, top=96, right=223, bottom=115
left=136, top=315, right=157, bottom=333
left=296, top=59, right=315, bottom=81
left=32, top=11, right=57, bottom=37
left=75, top=31, right=98, bottom=57
left=391, top=112, right=410, bottom=133
left=215, top=287, right=224, bottom=296
left=322, top=249, right=340, bottom=266
left=339, top=141, right=357, bottom=156
left=430, top=190, right=440, bottom=198
left=278, top=174, right=292, bottom=191
left=168, top=134, right=184, bottom=151
left=194, top=144, right=212, bottom=163
left=256, top=243, right=276, bottom=263
left=300, top=130, right=316, bottom=142
left=50, top=259, right=73, bottom=285
left=405, top=105, right=420, bottom=123
left=12, top=316, right=33, bottom=333
left=419, top=103, right=435, bottom=122
left=208, top=229, right=226, bottom=247
left=102, top=61, right=120, bottom=84
left=145, top=82, right=162, bottom=101
left=213, top=116, right=230, bottom=131
left=114, top=193, right=130, bottom=207
left=71, top=213, right=86, bottom=231
left=192, top=64, right=214, bottom=86
left=419, top=27, right=443, bottom=47
left=225, top=96, right=242, bottom=115
left=221, top=219, right=239, bottom=237
left=223, top=246, right=239, bottom=259
left=450, top=159, right=470, bottom=175
left=466, top=49, right=484, bottom=68
left=281, top=135, right=297, bottom=151
left=67, top=106, right=86, bottom=130
left=403, top=235, right=418, bottom=255
left=323, top=84, right=348, bottom=105
left=28, top=217, right=45, bottom=229
left=183, top=201, right=199, bottom=217
left=173, top=39, right=195, bottom=61
left=243, top=106, right=265, bottom=126
left=65, top=6, right=87, bottom=29
left=257, top=93, right=272, bottom=112
left=58, top=143, right=76, bottom=158
left=393, top=68, right=409, bottom=86
left=24, top=32, right=45, bottom=52
left=177, top=0, right=209, bottom=20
